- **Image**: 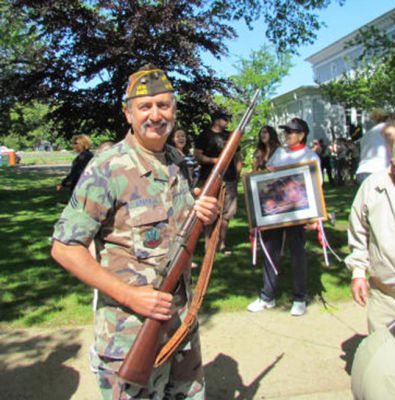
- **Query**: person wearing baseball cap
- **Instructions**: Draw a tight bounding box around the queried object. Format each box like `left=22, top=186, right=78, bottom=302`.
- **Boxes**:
left=279, top=117, right=310, bottom=136
left=194, top=108, right=242, bottom=255
left=247, top=117, right=321, bottom=317
left=51, top=64, right=219, bottom=399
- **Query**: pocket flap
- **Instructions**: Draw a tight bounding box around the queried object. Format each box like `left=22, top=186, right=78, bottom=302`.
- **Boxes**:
left=131, top=206, right=168, bottom=227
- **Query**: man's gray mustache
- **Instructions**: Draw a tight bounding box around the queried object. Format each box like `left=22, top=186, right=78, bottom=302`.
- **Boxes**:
left=143, top=120, right=169, bottom=129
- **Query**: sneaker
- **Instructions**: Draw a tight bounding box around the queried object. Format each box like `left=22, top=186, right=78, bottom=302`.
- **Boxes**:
left=247, top=298, right=276, bottom=312
left=290, top=301, right=306, bottom=316
left=218, top=246, right=232, bottom=256
left=191, top=262, right=199, bottom=269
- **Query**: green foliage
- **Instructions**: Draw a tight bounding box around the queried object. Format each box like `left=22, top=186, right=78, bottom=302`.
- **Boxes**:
left=320, top=22, right=395, bottom=112
left=1, top=101, right=61, bottom=150
left=215, top=45, right=292, bottom=159
left=1, top=0, right=342, bottom=142
left=2, top=133, right=26, bottom=150
left=89, top=131, right=117, bottom=148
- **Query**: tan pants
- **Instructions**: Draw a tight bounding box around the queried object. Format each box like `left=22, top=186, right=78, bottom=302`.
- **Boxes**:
left=351, top=325, right=395, bottom=400
left=367, top=288, right=395, bottom=333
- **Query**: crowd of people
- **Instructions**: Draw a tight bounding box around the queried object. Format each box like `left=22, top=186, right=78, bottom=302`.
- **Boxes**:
left=50, top=64, right=395, bottom=399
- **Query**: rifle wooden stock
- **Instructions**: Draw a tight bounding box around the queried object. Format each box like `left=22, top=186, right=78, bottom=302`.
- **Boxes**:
left=118, top=90, right=260, bottom=386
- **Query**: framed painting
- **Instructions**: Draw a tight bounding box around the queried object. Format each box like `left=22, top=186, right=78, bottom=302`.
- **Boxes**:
left=243, top=160, right=327, bottom=230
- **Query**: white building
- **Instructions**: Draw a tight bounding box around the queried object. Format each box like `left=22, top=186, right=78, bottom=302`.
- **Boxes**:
left=269, top=8, right=395, bottom=144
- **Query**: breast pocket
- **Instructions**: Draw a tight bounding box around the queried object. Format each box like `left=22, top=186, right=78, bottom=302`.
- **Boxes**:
left=131, top=207, right=173, bottom=263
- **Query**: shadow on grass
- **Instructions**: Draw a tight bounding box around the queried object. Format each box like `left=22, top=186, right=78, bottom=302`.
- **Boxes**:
left=1, top=168, right=359, bottom=326
left=0, top=329, right=81, bottom=400
left=0, top=169, right=89, bottom=326
left=195, top=183, right=358, bottom=314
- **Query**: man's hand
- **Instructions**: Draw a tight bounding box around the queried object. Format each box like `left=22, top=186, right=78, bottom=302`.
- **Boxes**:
left=122, top=285, right=173, bottom=321
left=193, top=187, right=219, bottom=225
left=56, top=184, right=63, bottom=191
left=351, top=277, right=369, bottom=306
left=51, top=240, right=173, bottom=321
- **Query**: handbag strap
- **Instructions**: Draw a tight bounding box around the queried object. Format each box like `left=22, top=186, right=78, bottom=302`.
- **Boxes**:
left=154, top=185, right=226, bottom=367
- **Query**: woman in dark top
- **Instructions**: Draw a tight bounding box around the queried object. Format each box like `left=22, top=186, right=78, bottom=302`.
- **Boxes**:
left=56, top=134, right=93, bottom=195
left=252, top=125, right=281, bottom=171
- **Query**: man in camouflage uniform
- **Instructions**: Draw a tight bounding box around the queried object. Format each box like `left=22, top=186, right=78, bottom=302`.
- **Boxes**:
left=51, top=65, right=218, bottom=399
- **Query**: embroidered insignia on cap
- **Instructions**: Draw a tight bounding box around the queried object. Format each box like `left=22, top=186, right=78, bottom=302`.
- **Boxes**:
left=136, top=85, right=149, bottom=95
left=124, top=67, right=174, bottom=100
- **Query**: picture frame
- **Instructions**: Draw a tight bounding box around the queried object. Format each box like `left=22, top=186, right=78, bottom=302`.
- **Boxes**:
left=243, top=160, right=327, bottom=230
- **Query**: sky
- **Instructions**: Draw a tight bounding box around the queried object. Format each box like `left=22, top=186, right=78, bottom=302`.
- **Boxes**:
left=203, top=0, right=395, bottom=97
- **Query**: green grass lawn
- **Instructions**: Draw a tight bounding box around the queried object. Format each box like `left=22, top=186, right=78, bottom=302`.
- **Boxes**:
left=0, top=167, right=359, bottom=328
left=193, top=181, right=358, bottom=315
left=19, top=151, right=74, bottom=165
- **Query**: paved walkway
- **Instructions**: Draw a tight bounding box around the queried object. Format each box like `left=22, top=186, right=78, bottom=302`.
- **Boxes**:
left=0, top=301, right=367, bottom=400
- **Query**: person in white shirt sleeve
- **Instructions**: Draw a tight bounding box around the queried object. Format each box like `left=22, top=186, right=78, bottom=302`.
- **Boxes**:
left=355, top=109, right=391, bottom=185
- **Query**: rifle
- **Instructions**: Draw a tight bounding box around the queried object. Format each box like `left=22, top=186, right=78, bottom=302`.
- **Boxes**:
left=118, top=89, right=260, bottom=386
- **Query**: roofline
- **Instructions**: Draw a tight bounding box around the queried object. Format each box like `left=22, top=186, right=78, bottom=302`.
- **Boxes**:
left=270, top=85, right=319, bottom=104
left=305, top=7, right=395, bottom=64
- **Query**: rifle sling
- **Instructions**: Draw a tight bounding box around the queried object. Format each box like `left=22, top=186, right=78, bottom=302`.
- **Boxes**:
left=154, top=185, right=226, bottom=367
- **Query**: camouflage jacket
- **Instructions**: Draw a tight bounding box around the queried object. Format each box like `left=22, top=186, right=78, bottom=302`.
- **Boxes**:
left=53, top=132, right=195, bottom=359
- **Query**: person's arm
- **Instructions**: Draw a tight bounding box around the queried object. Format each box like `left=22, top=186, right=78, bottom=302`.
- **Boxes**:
left=51, top=241, right=174, bottom=320
left=344, top=183, right=371, bottom=306
left=266, top=147, right=281, bottom=169
left=58, top=156, right=79, bottom=189
left=235, top=151, right=243, bottom=179
left=59, top=151, right=94, bottom=191
left=52, top=186, right=218, bottom=319
left=194, top=148, right=218, bottom=166
left=252, top=151, right=260, bottom=171
left=57, top=169, right=73, bottom=191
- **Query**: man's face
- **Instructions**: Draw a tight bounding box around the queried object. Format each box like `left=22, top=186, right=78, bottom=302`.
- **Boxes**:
left=216, top=117, right=229, bottom=131
left=124, top=92, right=176, bottom=151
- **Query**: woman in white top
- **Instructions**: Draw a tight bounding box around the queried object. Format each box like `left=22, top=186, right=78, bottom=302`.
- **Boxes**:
left=247, top=118, right=321, bottom=316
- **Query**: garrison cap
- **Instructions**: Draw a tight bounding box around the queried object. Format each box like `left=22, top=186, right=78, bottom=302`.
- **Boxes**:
left=125, top=64, right=174, bottom=100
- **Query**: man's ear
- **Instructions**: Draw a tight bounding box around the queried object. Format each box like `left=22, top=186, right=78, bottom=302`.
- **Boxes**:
left=124, top=106, right=133, bottom=125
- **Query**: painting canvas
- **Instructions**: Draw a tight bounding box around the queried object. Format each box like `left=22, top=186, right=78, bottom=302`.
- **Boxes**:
left=243, top=161, right=327, bottom=230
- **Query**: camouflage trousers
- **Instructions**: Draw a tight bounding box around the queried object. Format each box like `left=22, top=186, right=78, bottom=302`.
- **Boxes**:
left=91, top=331, right=205, bottom=400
